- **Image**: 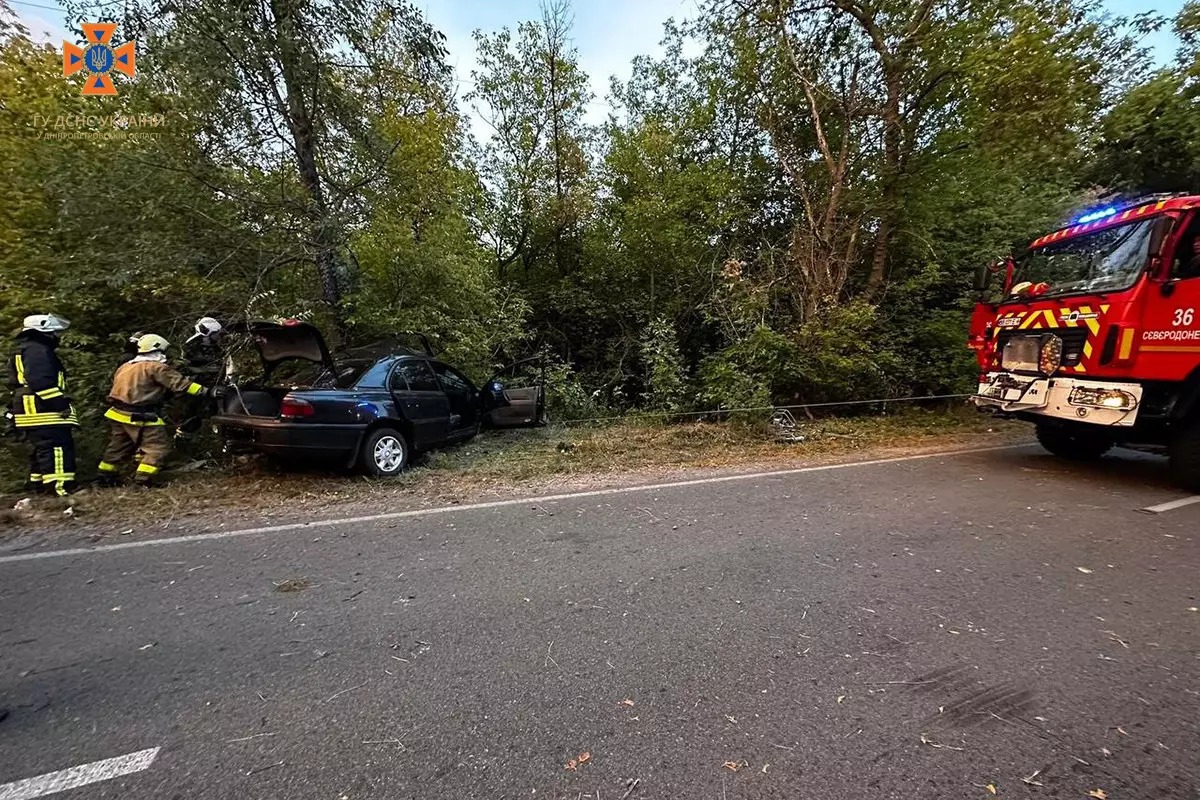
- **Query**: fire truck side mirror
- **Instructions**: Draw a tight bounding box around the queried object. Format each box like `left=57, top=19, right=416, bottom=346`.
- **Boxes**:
left=973, top=263, right=992, bottom=292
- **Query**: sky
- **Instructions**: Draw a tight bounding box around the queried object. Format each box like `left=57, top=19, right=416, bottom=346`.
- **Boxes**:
left=7, top=0, right=1189, bottom=129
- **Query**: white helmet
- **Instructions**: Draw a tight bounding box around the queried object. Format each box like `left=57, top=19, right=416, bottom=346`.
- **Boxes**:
left=187, top=316, right=222, bottom=343
left=23, top=313, right=70, bottom=333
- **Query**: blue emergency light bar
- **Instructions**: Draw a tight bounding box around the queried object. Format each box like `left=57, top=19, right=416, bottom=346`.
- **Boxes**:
left=1074, top=206, right=1118, bottom=224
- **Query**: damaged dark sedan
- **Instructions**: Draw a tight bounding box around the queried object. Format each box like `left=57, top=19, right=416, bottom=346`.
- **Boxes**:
left=212, top=320, right=545, bottom=476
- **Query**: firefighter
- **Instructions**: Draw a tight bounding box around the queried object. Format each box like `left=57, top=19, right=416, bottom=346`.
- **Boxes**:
left=96, top=333, right=215, bottom=488
left=176, top=317, right=228, bottom=439
left=182, top=317, right=227, bottom=384
left=6, top=314, right=79, bottom=496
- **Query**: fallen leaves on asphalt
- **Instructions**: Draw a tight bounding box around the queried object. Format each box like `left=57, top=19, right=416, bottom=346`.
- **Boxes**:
left=985, top=784, right=997, bottom=795
left=564, top=752, right=591, bottom=771
left=722, top=760, right=748, bottom=772
left=274, top=577, right=311, bottom=593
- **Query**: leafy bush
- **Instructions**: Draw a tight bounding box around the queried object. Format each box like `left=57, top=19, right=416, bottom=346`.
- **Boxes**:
left=639, top=317, right=689, bottom=410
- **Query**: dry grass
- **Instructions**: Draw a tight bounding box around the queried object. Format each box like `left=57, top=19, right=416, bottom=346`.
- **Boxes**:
left=0, top=406, right=1022, bottom=535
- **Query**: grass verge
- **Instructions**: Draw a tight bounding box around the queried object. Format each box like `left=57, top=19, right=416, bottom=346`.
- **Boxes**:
left=1, top=406, right=1024, bottom=536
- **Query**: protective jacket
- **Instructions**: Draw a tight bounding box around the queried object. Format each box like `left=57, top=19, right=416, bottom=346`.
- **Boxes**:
left=105, top=356, right=204, bottom=426
left=6, top=330, right=77, bottom=428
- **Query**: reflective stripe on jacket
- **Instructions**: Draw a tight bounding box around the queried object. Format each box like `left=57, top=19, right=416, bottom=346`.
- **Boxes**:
left=105, top=359, right=204, bottom=425
left=7, top=330, right=77, bottom=428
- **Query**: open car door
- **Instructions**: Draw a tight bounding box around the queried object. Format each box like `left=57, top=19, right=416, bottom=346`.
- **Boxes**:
left=482, top=356, right=547, bottom=428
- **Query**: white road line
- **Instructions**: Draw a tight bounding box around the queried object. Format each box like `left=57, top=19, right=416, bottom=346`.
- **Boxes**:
left=0, top=444, right=1029, bottom=566
left=0, top=747, right=160, bottom=800
left=1140, top=495, right=1200, bottom=514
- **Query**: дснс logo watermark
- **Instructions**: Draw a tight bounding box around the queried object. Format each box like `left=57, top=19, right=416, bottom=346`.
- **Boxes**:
left=63, top=23, right=135, bottom=96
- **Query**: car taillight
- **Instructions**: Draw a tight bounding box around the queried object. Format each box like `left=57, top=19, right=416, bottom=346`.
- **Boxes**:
left=280, top=395, right=314, bottom=418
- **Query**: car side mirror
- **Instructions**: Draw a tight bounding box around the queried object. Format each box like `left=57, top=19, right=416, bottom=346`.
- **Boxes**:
left=973, top=263, right=992, bottom=292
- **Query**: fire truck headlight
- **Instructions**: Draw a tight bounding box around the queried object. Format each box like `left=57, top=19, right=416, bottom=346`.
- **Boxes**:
left=1069, top=387, right=1136, bottom=410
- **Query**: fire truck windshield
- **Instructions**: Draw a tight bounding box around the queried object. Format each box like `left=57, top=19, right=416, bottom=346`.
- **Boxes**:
left=1009, top=218, right=1157, bottom=301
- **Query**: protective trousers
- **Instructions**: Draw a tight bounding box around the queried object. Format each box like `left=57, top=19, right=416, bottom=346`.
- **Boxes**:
left=97, top=421, right=173, bottom=482
left=24, top=426, right=76, bottom=496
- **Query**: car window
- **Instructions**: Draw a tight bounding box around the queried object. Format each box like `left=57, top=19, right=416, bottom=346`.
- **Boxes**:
left=391, top=360, right=441, bottom=392
left=431, top=362, right=474, bottom=396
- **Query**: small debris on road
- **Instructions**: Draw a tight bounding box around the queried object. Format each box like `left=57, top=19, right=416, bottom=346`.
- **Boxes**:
left=323, top=681, right=368, bottom=705
left=564, top=751, right=591, bottom=770
left=245, top=760, right=284, bottom=776
left=722, top=760, right=748, bottom=772
left=1076, top=567, right=1094, bottom=574
left=1088, top=791, right=1108, bottom=800
left=226, top=732, right=278, bottom=743
left=620, top=698, right=635, bottom=706
left=920, top=733, right=964, bottom=751
left=274, top=578, right=311, bottom=593
left=1102, top=630, right=1130, bottom=648
left=1021, top=769, right=1043, bottom=787
left=12, top=498, right=31, bottom=511
left=138, top=643, right=155, bottom=651
left=619, top=778, right=641, bottom=799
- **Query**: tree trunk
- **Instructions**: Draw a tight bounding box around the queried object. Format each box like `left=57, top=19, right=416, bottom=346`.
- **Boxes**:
left=270, top=0, right=341, bottom=311
left=867, top=71, right=904, bottom=294
left=548, top=25, right=565, bottom=276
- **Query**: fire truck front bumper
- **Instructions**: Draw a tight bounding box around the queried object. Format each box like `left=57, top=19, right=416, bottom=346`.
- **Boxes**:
left=972, top=373, right=1143, bottom=427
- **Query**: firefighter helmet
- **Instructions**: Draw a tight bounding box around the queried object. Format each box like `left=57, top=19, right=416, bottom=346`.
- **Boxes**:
left=22, top=313, right=70, bottom=333
left=186, top=316, right=223, bottom=344
left=136, top=333, right=171, bottom=354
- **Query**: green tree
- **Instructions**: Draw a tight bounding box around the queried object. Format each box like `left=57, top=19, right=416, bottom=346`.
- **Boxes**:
left=467, top=0, right=595, bottom=281
left=1092, top=2, right=1200, bottom=193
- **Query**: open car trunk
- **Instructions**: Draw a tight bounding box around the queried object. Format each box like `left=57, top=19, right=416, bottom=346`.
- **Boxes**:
left=222, top=320, right=343, bottom=417
left=222, top=387, right=291, bottom=418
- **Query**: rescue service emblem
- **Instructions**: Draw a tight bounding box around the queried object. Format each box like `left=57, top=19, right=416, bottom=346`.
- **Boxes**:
left=63, top=23, right=135, bottom=96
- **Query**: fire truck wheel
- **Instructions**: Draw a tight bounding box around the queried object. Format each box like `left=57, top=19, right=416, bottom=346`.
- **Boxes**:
left=1167, top=422, right=1200, bottom=493
left=1035, top=423, right=1114, bottom=461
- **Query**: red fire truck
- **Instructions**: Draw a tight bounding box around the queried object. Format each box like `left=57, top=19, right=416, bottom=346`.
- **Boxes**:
left=969, top=193, right=1200, bottom=491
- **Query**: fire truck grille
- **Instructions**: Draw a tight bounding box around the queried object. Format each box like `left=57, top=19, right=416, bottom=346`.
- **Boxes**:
left=995, top=328, right=1090, bottom=369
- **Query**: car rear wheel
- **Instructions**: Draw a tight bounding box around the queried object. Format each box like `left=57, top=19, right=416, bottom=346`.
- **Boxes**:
left=361, top=428, right=409, bottom=477
left=1035, top=422, right=1114, bottom=461
left=1168, top=419, right=1200, bottom=493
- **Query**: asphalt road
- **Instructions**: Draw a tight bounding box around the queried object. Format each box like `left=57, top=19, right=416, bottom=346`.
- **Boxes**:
left=1, top=444, right=1198, bottom=800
